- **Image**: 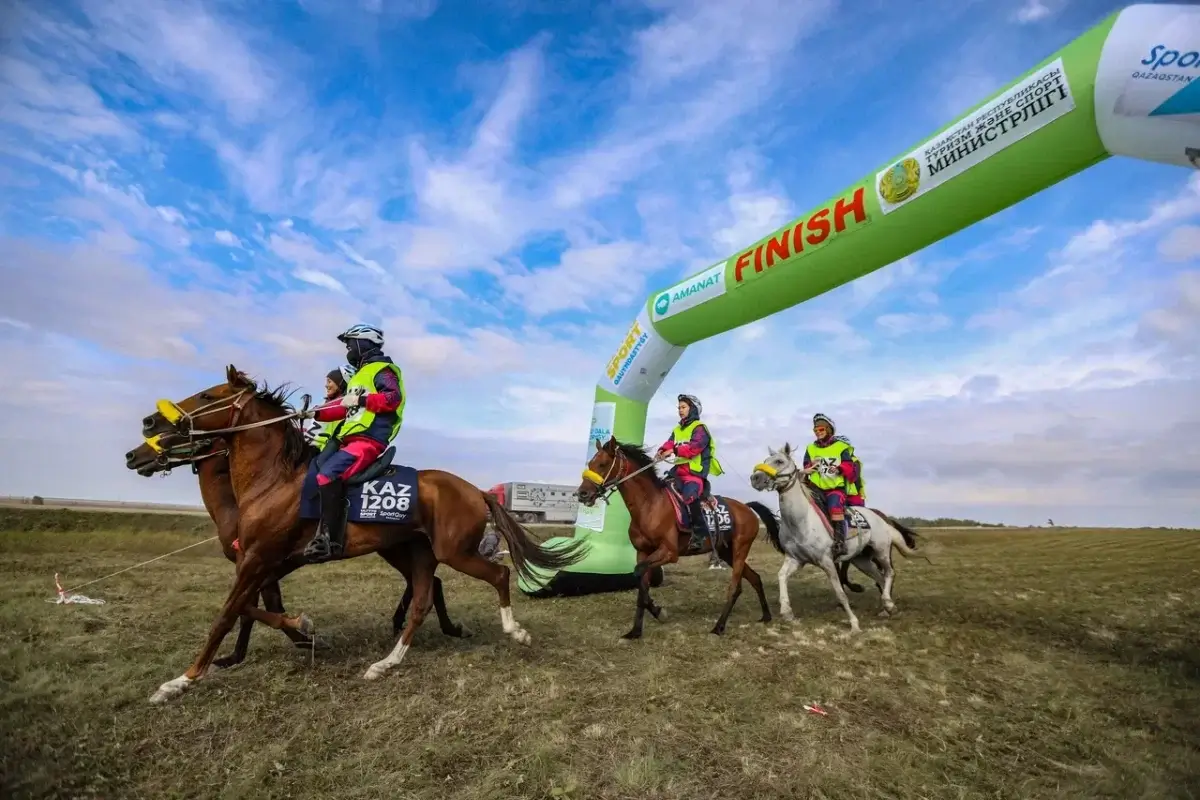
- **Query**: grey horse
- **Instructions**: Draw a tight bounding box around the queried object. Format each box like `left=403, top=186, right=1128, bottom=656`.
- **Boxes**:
left=749, top=443, right=927, bottom=633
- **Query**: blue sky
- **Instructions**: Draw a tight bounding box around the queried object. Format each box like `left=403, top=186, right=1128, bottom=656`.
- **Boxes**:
left=1, top=0, right=1198, bottom=526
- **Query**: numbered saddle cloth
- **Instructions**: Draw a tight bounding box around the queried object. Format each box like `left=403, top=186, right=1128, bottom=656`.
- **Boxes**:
left=300, top=458, right=419, bottom=525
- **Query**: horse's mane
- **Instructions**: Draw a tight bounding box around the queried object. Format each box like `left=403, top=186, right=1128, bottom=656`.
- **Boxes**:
left=241, top=376, right=312, bottom=470
left=614, top=440, right=668, bottom=488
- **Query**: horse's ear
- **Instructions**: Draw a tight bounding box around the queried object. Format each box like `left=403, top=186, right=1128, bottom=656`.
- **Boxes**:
left=594, top=438, right=603, bottom=452
left=783, top=442, right=792, bottom=456
left=605, top=435, right=617, bottom=449
left=226, top=364, right=239, bottom=385
left=767, top=445, right=776, bottom=456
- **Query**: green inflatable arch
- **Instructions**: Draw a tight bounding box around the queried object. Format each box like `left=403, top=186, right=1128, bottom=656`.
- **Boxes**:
left=518, top=3, right=1200, bottom=597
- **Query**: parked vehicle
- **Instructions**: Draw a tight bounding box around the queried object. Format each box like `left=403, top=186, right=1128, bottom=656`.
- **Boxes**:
left=485, top=481, right=579, bottom=524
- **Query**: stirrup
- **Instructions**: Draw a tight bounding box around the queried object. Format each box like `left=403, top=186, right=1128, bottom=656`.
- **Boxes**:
left=304, top=531, right=342, bottom=561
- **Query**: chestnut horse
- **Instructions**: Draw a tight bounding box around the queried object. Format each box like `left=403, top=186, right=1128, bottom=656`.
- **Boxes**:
left=125, top=436, right=468, bottom=670
left=575, top=436, right=777, bottom=638
left=132, top=365, right=586, bottom=704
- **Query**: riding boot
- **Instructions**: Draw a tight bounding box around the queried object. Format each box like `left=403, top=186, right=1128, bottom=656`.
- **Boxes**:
left=831, top=516, right=848, bottom=559
left=305, top=480, right=348, bottom=561
left=688, top=504, right=710, bottom=555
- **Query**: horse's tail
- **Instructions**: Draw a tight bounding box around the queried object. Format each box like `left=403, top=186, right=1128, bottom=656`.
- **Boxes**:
left=481, top=491, right=589, bottom=584
left=745, top=501, right=784, bottom=554
left=872, top=508, right=933, bottom=564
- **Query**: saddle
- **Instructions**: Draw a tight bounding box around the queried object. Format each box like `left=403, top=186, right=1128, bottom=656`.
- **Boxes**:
left=313, top=442, right=397, bottom=485
left=805, top=484, right=868, bottom=536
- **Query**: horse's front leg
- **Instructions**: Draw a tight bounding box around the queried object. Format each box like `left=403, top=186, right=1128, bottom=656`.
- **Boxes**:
left=149, top=550, right=274, bottom=704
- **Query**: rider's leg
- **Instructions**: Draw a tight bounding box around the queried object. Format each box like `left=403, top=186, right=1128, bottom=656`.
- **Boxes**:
left=827, top=489, right=848, bottom=558
left=306, top=438, right=385, bottom=560
left=681, top=477, right=709, bottom=554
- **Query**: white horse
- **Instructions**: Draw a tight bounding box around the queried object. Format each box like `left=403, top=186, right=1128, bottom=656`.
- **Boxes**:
left=749, top=443, right=928, bottom=633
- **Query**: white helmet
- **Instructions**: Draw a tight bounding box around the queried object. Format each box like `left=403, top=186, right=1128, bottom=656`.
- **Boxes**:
left=338, top=364, right=358, bottom=383
left=678, top=394, right=702, bottom=415
left=337, top=323, right=384, bottom=346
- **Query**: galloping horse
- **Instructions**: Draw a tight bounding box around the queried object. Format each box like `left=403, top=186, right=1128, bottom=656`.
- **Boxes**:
left=125, top=436, right=468, bottom=670
left=131, top=365, right=586, bottom=704
left=750, top=443, right=929, bottom=632
left=575, top=436, right=777, bottom=638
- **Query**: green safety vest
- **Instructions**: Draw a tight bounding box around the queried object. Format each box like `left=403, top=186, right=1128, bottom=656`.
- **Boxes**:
left=330, top=361, right=406, bottom=443
left=805, top=439, right=851, bottom=491
left=672, top=420, right=724, bottom=477
left=310, top=422, right=331, bottom=451
left=844, top=451, right=866, bottom=501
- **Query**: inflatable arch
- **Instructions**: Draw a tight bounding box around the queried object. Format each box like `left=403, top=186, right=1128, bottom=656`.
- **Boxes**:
left=518, top=4, right=1200, bottom=596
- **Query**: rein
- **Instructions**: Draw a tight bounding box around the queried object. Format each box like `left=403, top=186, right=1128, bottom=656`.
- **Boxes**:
left=581, top=447, right=661, bottom=504
left=145, top=390, right=321, bottom=469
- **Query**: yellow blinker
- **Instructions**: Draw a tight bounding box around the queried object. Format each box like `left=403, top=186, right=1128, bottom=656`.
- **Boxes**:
left=582, top=469, right=605, bottom=486
left=752, top=462, right=778, bottom=477
left=144, top=433, right=167, bottom=453
left=156, top=399, right=185, bottom=424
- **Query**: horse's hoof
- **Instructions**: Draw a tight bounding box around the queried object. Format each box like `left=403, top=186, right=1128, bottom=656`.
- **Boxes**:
left=511, top=628, right=532, bottom=646
left=149, top=675, right=193, bottom=704
left=759, top=614, right=772, bottom=624
left=780, top=612, right=795, bottom=623
left=295, top=613, right=315, bottom=636
left=651, top=607, right=667, bottom=623
left=363, top=663, right=389, bottom=681
left=877, top=609, right=891, bottom=619
left=620, top=630, right=642, bottom=641
left=710, top=626, right=725, bottom=636
left=212, top=655, right=240, bottom=670
left=850, top=625, right=862, bottom=635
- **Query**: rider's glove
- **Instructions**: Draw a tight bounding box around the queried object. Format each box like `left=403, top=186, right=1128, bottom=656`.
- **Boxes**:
left=341, top=387, right=366, bottom=409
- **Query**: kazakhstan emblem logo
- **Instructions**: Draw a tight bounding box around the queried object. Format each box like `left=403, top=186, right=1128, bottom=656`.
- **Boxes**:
left=878, top=157, right=922, bottom=205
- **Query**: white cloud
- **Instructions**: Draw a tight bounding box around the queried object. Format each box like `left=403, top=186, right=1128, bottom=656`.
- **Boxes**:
left=1014, top=0, right=1053, bottom=24
left=214, top=230, right=241, bottom=247
left=875, top=312, right=952, bottom=336
left=1158, top=225, right=1200, bottom=263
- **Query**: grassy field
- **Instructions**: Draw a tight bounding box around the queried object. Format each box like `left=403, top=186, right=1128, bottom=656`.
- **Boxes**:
left=2, top=511, right=1199, bottom=799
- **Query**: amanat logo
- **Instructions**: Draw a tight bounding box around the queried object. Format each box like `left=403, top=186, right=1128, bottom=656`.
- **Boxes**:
left=732, top=186, right=869, bottom=284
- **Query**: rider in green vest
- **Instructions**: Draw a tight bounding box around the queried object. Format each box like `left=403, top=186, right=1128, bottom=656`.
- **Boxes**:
left=835, top=434, right=866, bottom=508
left=654, top=394, right=725, bottom=555
left=802, top=413, right=857, bottom=559
left=300, top=324, right=405, bottom=561
left=307, top=364, right=357, bottom=453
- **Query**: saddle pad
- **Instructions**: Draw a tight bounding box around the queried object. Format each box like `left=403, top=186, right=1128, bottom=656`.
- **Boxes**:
left=301, top=460, right=419, bottom=525
left=666, top=489, right=735, bottom=536
left=846, top=507, right=870, bottom=530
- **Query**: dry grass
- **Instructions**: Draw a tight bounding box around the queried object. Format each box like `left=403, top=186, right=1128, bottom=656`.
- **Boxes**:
left=3, top=523, right=1200, bottom=799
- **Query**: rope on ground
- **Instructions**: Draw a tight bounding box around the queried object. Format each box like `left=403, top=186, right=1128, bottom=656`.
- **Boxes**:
left=48, top=535, right=220, bottom=605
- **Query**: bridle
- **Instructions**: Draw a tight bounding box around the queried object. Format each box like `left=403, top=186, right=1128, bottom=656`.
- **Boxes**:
left=752, top=453, right=804, bottom=493
left=579, top=445, right=661, bottom=504
left=143, top=388, right=313, bottom=471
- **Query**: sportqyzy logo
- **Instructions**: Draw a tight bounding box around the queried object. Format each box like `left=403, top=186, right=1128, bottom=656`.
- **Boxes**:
left=1118, top=44, right=1200, bottom=118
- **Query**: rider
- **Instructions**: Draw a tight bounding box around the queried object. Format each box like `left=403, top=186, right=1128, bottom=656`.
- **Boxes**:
left=802, top=413, right=856, bottom=559
left=302, top=324, right=406, bottom=560
left=835, top=434, right=867, bottom=508
left=654, top=394, right=724, bottom=554
left=306, top=364, right=357, bottom=452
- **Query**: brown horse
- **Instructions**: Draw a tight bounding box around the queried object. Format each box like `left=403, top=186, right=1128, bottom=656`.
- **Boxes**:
left=125, top=437, right=468, bottom=670
left=575, top=436, right=776, bottom=639
left=131, top=365, right=586, bottom=704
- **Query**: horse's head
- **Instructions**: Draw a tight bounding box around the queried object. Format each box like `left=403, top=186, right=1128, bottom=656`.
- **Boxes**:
left=124, top=435, right=229, bottom=477
left=125, top=365, right=256, bottom=473
left=575, top=436, right=621, bottom=507
left=750, top=442, right=803, bottom=493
